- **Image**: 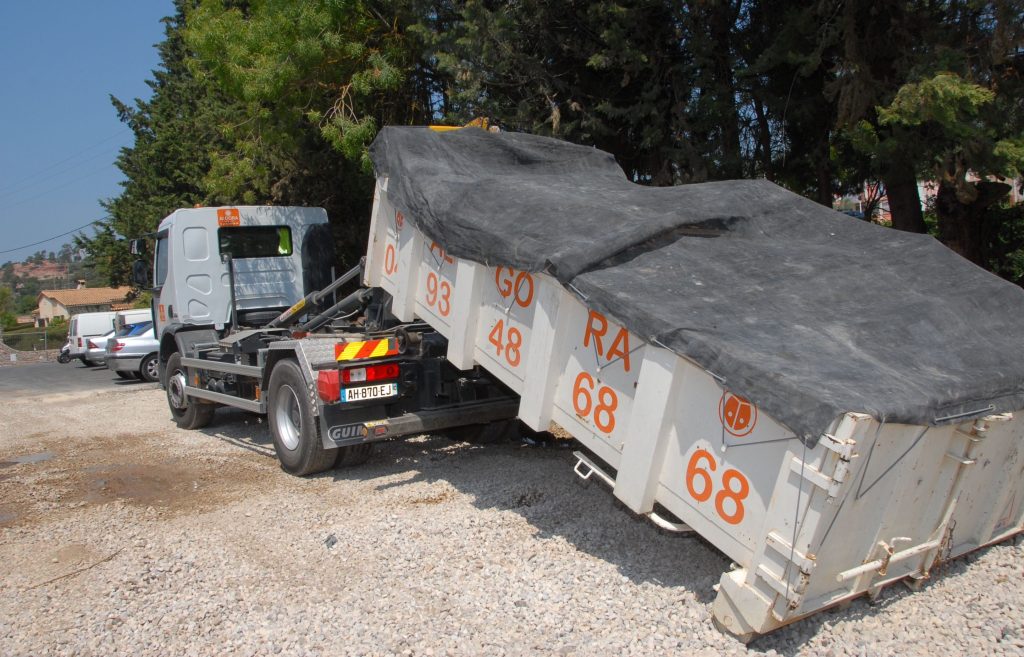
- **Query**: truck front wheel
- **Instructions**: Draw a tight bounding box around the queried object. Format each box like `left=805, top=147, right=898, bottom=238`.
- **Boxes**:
left=166, top=352, right=215, bottom=430
left=268, top=359, right=337, bottom=476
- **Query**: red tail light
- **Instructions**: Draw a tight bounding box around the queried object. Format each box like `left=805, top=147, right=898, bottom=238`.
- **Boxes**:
left=112, top=341, right=126, bottom=352
left=316, top=370, right=340, bottom=403
left=341, top=363, right=400, bottom=384
left=77, top=337, right=83, bottom=347
left=87, top=339, right=99, bottom=349
left=318, top=364, right=400, bottom=403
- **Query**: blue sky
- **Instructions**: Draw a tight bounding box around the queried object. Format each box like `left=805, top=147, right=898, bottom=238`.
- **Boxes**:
left=0, top=1, right=173, bottom=264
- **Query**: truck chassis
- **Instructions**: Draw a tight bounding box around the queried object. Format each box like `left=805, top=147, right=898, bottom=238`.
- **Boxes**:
left=159, top=265, right=519, bottom=475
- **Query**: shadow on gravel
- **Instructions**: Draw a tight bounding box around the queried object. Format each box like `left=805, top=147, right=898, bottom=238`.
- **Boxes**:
left=196, top=407, right=276, bottom=459
left=182, top=410, right=1004, bottom=652
left=324, top=433, right=730, bottom=604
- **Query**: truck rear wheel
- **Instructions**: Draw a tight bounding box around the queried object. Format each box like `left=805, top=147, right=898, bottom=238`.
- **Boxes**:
left=166, top=352, right=215, bottom=430
left=268, top=359, right=337, bottom=476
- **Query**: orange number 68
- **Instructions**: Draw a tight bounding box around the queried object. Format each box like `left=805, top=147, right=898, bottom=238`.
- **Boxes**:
left=685, top=449, right=749, bottom=525
left=571, top=371, right=617, bottom=434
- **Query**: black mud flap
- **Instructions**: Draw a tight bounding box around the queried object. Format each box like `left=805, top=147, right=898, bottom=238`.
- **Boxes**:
left=319, top=399, right=520, bottom=448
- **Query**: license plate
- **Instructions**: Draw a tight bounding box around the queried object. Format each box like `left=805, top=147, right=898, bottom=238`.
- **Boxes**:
left=340, top=382, right=398, bottom=402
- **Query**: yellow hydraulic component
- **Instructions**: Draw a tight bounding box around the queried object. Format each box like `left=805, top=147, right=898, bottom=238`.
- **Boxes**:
left=429, top=117, right=494, bottom=132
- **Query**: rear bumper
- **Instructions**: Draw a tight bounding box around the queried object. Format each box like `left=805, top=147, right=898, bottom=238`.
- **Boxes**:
left=319, top=398, right=520, bottom=448
left=106, top=354, right=143, bottom=372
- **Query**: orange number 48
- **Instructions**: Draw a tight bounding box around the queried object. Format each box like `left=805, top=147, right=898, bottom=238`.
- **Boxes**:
left=488, top=319, right=523, bottom=367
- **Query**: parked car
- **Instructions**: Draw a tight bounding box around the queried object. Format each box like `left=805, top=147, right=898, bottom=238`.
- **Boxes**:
left=105, top=323, right=159, bottom=382
left=84, top=330, right=115, bottom=366
left=68, top=311, right=116, bottom=364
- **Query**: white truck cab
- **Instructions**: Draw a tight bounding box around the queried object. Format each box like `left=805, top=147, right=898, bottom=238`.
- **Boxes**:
left=151, top=206, right=333, bottom=337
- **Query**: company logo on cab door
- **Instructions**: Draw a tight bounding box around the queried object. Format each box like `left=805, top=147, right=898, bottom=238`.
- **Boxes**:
left=217, top=208, right=241, bottom=227
left=719, top=392, right=757, bottom=437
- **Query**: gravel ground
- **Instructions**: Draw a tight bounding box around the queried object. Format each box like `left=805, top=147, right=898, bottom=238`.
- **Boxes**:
left=1, top=385, right=1021, bottom=656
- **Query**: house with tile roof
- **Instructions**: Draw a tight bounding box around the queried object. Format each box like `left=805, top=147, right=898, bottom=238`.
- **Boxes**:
left=36, top=286, right=133, bottom=327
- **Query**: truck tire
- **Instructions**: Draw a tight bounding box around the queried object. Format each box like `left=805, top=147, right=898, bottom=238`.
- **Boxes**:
left=268, top=359, right=337, bottom=476
left=335, top=443, right=374, bottom=468
left=165, top=352, right=215, bottom=430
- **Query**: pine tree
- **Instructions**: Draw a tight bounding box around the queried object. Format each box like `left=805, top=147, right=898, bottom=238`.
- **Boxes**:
left=79, top=0, right=231, bottom=285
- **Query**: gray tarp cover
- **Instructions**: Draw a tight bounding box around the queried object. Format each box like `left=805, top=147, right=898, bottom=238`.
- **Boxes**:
left=370, top=126, right=1024, bottom=444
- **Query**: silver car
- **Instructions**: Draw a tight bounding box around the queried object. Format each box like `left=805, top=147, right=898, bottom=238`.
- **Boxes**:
left=84, top=330, right=115, bottom=366
left=105, top=322, right=160, bottom=382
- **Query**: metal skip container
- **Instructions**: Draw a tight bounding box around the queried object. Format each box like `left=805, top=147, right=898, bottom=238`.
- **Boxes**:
left=364, top=176, right=1024, bottom=640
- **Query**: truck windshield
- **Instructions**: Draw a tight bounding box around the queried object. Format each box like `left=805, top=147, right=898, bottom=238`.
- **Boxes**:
left=218, top=226, right=293, bottom=258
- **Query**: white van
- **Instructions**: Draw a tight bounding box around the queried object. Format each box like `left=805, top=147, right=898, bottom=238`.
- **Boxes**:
left=113, top=308, right=152, bottom=332
left=68, top=311, right=116, bottom=363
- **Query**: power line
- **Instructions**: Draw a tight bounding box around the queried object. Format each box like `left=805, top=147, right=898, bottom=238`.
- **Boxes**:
left=0, top=219, right=105, bottom=255
left=6, top=167, right=113, bottom=211
left=0, top=129, right=129, bottom=195
left=0, top=146, right=121, bottom=202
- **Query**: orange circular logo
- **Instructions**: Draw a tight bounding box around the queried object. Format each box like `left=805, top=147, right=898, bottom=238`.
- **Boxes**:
left=719, top=392, right=757, bottom=437
left=395, top=210, right=405, bottom=230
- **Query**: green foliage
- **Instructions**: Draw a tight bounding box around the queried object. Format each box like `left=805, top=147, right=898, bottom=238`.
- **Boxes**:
left=79, top=0, right=230, bottom=286
left=876, top=72, right=1023, bottom=191
left=0, top=286, right=13, bottom=316
left=183, top=0, right=432, bottom=264
left=132, top=291, right=153, bottom=309
left=79, top=0, right=1024, bottom=289
left=878, top=74, right=995, bottom=132
left=430, top=0, right=706, bottom=184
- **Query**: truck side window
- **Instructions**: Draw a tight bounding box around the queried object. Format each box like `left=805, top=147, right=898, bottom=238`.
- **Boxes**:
left=218, top=226, right=294, bottom=258
left=155, top=235, right=169, bottom=288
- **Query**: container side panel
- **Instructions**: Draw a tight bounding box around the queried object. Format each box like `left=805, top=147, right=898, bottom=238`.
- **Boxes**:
left=518, top=278, right=575, bottom=431
left=391, top=214, right=424, bottom=322
left=548, top=301, right=640, bottom=457
left=364, top=181, right=388, bottom=288
left=471, top=266, right=541, bottom=393
left=655, top=369, right=797, bottom=556
left=446, top=260, right=485, bottom=369
left=413, top=240, right=458, bottom=339
left=947, top=417, right=1024, bottom=550
left=376, top=194, right=406, bottom=301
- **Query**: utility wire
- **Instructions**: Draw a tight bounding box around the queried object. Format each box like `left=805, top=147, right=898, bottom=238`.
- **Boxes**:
left=0, top=146, right=120, bottom=202
left=0, top=129, right=128, bottom=195
left=5, top=167, right=112, bottom=211
left=0, top=219, right=105, bottom=255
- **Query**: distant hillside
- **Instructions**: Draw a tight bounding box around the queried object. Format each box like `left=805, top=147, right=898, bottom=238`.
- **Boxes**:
left=11, top=261, right=69, bottom=281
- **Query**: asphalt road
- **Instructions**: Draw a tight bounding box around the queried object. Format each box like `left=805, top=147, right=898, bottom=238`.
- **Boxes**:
left=0, top=361, right=156, bottom=399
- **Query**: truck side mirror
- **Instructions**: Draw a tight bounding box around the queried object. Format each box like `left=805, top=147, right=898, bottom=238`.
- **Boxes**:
left=131, top=259, right=150, bottom=287
left=129, top=239, right=145, bottom=256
